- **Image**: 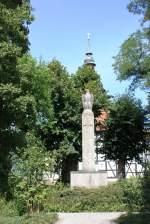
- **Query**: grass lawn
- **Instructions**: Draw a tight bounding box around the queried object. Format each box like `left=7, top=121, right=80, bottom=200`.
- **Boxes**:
left=116, top=213, right=150, bottom=224
left=0, top=213, right=58, bottom=224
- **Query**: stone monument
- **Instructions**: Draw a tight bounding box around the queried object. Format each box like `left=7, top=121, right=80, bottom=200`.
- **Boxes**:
left=70, top=90, right=108, bottom=188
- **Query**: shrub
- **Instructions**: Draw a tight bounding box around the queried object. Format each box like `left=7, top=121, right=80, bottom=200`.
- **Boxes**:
left=119, top=177, right=143, bottom=211
left=9, top=132, right=55, bottom=215
left=142, top=163, right=150, bottom=210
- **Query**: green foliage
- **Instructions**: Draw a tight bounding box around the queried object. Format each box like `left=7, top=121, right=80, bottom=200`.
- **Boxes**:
left=0, top=213, right=58, bottom=224
left=0, top=1, right=33, bottom=58
left=43, top=178, right=144, bottom=212
left=0, top=193, right=58, bottom=223
left=0, top=197, right=19, bottom=217
left=119, top=178, right=143, bottom=211
left=39, top=59, right=82, bottom=183
left=0, top=177, right=148, bottom=214
left=17, top=55, right=54, bottom=129
left=73, top=65, right=109, bottom=115
left=9, top=132, right=55, bottom=214
left=0, top=0, right=33, bottom=194
left=113, top=31, right=150, bottom=90
left=1, top=0, right=110, bottom=189
left=42, top=61, right=110, bottom=183
left=113, top=0, right=150, bottom=104
left=116, top=213, right=150, bottom=224
left=47, top=59, right=81, bottom=146
left=142, top=163, right=150, bottom=210
left=128, top=0, right=150, bottom=23
left=0, top=53, right=54, bottom=194
left=100, top=95, right=146, bottom=163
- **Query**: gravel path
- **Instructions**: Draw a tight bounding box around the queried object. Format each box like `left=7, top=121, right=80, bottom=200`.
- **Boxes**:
left=56, top=212, right=126, bottom=224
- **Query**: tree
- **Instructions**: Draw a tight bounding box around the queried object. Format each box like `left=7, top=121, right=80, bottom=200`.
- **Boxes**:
left=0, top=0, right=33, bottom=194
left=73, top=65, right=109, bottom=116
left=113, top=31, right=150, bottom=90
left=17, top=55, right=54, bottom=131
left=99, top=95, right=146, bottom=179
left=128, top=0, right=150, bottom=24
left=6, top=55, right=55, bottom=205
left=38, top=59, right=81, bottom=183
left=113, top=0, right=150, bottom=93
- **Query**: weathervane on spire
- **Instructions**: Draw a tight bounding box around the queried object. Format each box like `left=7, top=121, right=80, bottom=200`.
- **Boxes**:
left=87, top=32, right=91, bottom=53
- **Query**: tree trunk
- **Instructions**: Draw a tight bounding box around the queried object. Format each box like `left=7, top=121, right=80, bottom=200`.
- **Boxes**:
left=61, top=154, right=78, bottom=183
left=117, top=160, right=126, bottom=179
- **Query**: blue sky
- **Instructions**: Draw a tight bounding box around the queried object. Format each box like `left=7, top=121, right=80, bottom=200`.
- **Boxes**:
left=29, top=0, right=147, bottom=105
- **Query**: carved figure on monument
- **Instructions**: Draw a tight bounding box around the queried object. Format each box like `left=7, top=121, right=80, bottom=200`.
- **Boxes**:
left=82, top=89, right=94, bottom=110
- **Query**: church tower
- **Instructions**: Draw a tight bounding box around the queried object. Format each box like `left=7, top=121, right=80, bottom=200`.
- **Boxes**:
left=84, top=33, right=96, bottom=69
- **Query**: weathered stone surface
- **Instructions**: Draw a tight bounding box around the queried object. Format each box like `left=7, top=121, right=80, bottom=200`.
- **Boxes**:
left=70, top=171, right=107, bottom=188
left=82, top=109, right=95, bottom=171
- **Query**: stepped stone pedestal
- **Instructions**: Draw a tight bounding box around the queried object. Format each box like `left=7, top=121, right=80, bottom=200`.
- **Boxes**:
left=70, top=90, right=107, bottom=188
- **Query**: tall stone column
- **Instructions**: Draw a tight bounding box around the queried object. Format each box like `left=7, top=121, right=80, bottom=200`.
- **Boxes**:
left=70, top=90, right=108, bottom=188
left=82, top=89, right=95, bottom=171
left=82, top=109, right=95, bottom=171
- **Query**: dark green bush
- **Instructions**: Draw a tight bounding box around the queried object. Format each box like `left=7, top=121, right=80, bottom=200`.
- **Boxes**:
left=9, top=133, right=55, bottom=215
left=116, top=213, right=150, bottom=224
left=142, top=163, right=150, bottom=210
left=119, top=177, right=143, bottom=211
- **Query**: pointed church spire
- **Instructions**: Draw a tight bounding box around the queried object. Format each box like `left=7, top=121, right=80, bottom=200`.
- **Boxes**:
left=84, top=33, right=96, bottom=69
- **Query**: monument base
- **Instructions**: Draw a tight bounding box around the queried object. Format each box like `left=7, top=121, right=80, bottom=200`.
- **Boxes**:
left=70, top=171, right=108, bottom=188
